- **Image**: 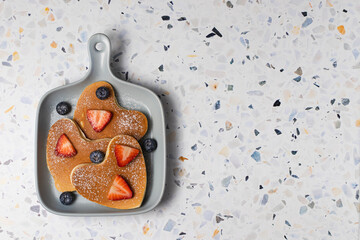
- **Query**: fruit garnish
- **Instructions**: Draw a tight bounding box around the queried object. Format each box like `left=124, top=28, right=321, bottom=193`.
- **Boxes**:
left=59, top=191, right=75, bottom=205
left=90, top=150, right=105, bottom=164
left=96, top=86, right=110, bottom=100
left=56, top=101, right=71, bottom=115
left=114, top=145, right=140, bottom=167
left=55, top=134, right=77, bottom=157
left=86, top=109, right=112, bottom=132
left=107, top=175, right=133, bottom=200
left=142, top=138, right=157, bottom=153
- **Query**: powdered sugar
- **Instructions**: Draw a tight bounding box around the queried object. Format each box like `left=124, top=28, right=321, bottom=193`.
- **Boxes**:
left=46, top=118, right=111, bottom=192
left=73, top=81, right=148, bottom=140
left=71, top=134, right=147, bottom=209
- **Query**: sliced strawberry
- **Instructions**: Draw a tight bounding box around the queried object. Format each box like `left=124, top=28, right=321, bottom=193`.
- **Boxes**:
left=55, top=134, right=77, bottom=157
left=107, top=175, right=133, bottom=200
left=86, top=110, right=112, bottom=132
left=114, top=145, right=140, bottom=167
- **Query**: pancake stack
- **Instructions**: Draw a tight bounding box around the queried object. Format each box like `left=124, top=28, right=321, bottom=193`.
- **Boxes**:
left=46, top=81, right=148, bottom=209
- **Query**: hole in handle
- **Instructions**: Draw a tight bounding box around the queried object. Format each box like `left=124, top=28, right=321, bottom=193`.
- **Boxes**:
left=95, top=42, right=104, bottom=52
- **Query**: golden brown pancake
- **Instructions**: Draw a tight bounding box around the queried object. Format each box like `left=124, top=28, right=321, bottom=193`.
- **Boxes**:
left=73, top=81, right=148, bottom=140
left=71, top=135, right=147, bottom=209
left=46, top=118, right=111, bottom=192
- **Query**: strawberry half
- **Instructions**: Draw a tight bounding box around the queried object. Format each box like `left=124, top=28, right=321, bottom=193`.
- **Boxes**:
left=107, top=175, right=133, bottom=200
left=114, top=145, right=140, bottom=167
left=86, top=110, right=112, bottom=132
left=55, top=134, right=77, bottom=157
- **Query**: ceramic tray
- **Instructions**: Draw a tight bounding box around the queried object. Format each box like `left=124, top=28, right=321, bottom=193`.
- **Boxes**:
left=35, top=33, right=166, bottom=216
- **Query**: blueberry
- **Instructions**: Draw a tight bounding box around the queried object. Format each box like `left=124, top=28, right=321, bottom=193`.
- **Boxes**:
left=59, top=192, right=75, bottom=205
left=143, top=138, right=157, bottom=153
left=96, top=87, right=110, bottom=100
left=56, top=102, right=71, bottom=115
left=90, top=150, right=105, bottom=163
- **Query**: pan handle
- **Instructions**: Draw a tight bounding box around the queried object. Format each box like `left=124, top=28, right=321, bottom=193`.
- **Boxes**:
left=87, top=33, right=112, bottom=78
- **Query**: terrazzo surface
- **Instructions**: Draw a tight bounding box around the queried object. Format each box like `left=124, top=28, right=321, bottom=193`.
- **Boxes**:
left=1, top=0, right=360, bottom=239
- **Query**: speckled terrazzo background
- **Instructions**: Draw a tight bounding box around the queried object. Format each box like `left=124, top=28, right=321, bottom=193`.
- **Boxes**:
left=1, top=0, right=360, bottom=239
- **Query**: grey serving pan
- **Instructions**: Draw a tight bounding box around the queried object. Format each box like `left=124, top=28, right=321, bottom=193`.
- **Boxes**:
left=35, top=33, right=166, bottom=216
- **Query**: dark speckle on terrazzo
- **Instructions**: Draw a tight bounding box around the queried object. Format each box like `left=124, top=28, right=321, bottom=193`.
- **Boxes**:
left=206, top=32, right=216, bottom=38
left=212, top=27, right=222, bottom=37
left=273, top=99, right=281, bottom=107
left=293, top=76, right=301, bottom=82
left=215, top=100, right=220, bottom=110
left=216, top=215, right=224, bottom=223
left=226, top=1, right=233, bottom=8
left=341, top=98, right=350, bottom=106
left=333, top=60, right=337, bottom=68
left=259, top=80, right=266, bottom=86
left=274, top=129, right=282, bottom=135
left=191, top=144, right=197, bottom=151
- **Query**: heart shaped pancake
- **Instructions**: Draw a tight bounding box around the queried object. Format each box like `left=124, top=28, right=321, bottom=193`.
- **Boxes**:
left=71, top=135, right=147, bottom=209
left=46, top=118, right=111, bottom=192
left=73, top=81, right=148, bottom=140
